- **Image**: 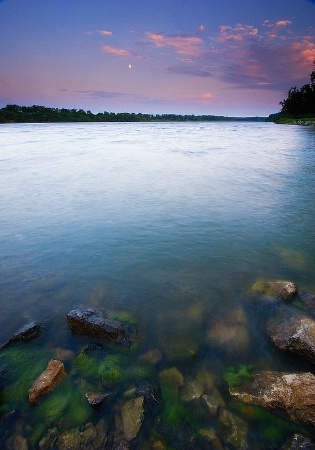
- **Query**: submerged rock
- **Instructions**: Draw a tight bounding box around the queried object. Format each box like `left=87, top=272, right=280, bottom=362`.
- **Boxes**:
left=85, top=391, right=111, bottom=408
left=114, top=440, right=130, bottom=450
left=159, top=367, right=184, bottom=389
left=28, top=359, right=66, bottom=404
left=199, top=427, right=224, bottom=450
left=2, top=322, right=42, bottom=348
left=229, top=371, right=315, bottom=427
left=57, top=428, right=81, bottom=450
left=281, top=434, right=315, bottom=450
left=207, top=307, right=250, bottom=354
left=10, top=434, right=29, bottom=450
left=156, top=418, right=202, bottom=450
left=136, top=382, right=163, bottom=416
left=202, top=389, right=225, bottom=417
left=251, top=280, right=297, bottom=300
left=121, top=396, right=144, bottom=441
left=299, top=293, right=315, bottom=311
left=218, top=409, right=249, bottom=449
left=138, top=348, right=162, bottom=364
left=267, top=311, right=315, bottom=363
left=67, top=308, right=134, bottom=346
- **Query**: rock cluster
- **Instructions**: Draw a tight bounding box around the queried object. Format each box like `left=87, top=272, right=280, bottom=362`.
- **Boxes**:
left=3, top=281, right=315, bottom=449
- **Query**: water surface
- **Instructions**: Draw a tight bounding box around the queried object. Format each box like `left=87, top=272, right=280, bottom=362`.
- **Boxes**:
left=1, top=122, right=315, bottom=448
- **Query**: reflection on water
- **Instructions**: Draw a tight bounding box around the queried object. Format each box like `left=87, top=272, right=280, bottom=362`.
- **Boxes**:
left=0, top=122, right=315, bottom=448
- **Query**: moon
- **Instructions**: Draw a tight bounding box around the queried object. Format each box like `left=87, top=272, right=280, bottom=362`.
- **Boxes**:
left=128, top=64, right=132, bottom=69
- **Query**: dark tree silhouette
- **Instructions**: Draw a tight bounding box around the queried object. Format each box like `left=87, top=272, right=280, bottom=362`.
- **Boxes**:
left=280, top=61, right=315, bottom=116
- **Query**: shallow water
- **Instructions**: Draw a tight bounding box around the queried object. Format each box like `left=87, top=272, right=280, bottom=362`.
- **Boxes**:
left=1, top=122, right=315, bottom=448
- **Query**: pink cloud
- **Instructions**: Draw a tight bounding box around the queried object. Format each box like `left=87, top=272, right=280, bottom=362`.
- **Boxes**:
left=102, top=45, right=131, bottom=57
left=276, top=20, right=292, bottom=27
left=217, top=24, right=258, bottom=42
left=146, top=32, right=204, bottom=56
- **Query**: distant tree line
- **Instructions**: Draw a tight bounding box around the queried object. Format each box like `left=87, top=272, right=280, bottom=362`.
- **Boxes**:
left=0, top=104, right=266, bottom=124
left=278, top=61, right=315, bottom=117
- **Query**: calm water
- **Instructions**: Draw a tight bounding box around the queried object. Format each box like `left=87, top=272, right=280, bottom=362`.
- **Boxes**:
left=1, top=122, right=315, bottom=448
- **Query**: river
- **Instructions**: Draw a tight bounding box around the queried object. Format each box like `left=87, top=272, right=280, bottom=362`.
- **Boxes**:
left=0, top=122, right=315, bottom=448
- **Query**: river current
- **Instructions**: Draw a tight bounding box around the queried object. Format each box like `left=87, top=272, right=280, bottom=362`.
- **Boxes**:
left=1, top=122, right=315, bottom=448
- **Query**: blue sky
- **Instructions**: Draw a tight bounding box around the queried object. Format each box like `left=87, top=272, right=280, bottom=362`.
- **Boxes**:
left=0, top=0, right=314, bottom=116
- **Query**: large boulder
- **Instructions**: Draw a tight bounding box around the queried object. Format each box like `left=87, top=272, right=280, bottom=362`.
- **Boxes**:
left=229, top=371, right=315, bottom=427
left=267, top=311, right=315, bottom=363
left=67, top=308, right=134, bottom=346
left=28, top=359, right=66, bottom=404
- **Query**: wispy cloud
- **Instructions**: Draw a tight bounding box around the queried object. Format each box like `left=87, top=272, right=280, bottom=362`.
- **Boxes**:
left=216, top=24, right=258, bottom=42
left=167, top=65, right=212, bottom=77
left=146, top=32, right=204, bottom=56
left=100, top=30, right=113, bottom=36
left=102, top=45, right=132, bottom=57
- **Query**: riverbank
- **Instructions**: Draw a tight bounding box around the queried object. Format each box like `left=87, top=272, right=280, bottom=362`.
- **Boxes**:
left=275, top=117, right=315, bottom=126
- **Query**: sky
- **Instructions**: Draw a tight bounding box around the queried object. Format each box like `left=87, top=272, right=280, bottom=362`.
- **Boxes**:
left=0, top=0, right=314, bottom=116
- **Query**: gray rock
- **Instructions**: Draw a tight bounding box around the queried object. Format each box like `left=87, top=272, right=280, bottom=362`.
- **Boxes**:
left=136, top=382, right=162, bottom=416
left=229, top=371, right=315, bottom=427
left=2, top=322, right=42, bottom=348
left=299, top=293, right=315, bottom=311
left=85, top=391, right=111, bottom=408
left=267, top=311, right=315, bottom=363
left=67, top=308, right=134, bottom=346
left=281, top=434, right=315, bottom=450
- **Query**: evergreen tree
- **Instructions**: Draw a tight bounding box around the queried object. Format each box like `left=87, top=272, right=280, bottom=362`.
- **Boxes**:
left=280, top=61, right=315, bottom=116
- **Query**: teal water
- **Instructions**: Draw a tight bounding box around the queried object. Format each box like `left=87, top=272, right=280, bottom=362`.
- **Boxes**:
left=1, top=122, right=315, bottom=448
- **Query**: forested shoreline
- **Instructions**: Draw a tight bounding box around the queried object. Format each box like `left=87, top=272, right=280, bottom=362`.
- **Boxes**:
left=0, top=104, right=267, bottom=124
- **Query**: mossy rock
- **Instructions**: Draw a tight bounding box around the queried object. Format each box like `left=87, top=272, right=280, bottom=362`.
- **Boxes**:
left=32, top=380, right=71, bottom=427
left=231, top=402, right=309, bottom=446
left=75, top=345, right=124, bottom=386
left=124, top=363, right=155, bottom=383
left=0, top=344, right=49, bottom=409
left=159, top=367, right=184, bottom=390
left=107, top=309, right=137, bottom=327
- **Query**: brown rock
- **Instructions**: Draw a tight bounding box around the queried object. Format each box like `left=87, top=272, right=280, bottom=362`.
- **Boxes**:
left=230, top=371, right=315, bottom=427
left=28, top=359, right=66, bottom=404
left=121, top=396, right=144, bottom=441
